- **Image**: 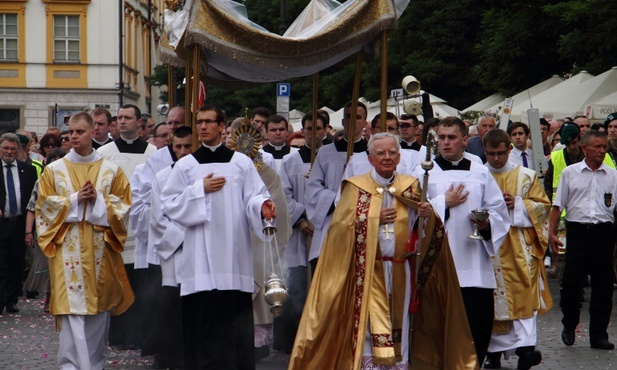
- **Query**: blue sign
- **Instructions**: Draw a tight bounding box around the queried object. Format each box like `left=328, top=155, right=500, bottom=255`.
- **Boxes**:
left=277, top=83, right=290, bottom=97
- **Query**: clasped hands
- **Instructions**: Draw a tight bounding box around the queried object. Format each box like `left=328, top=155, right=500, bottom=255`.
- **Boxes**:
left=78, top=180, right=97, bottom=204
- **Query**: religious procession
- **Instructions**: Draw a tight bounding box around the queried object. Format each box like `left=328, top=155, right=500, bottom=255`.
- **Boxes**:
left=2, top=1, right=617, bottom=370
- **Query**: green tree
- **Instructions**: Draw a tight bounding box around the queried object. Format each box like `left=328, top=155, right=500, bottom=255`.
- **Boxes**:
left=472, top=0, right=569, bottom=96
left=399, top=0, right=485, bottom=109
left=544, top=0, right=617, bottom=74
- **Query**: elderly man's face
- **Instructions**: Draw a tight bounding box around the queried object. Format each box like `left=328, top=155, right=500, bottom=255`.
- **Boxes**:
left=0, top=139, right=19, bottom=164
left=478, top=117, right=496, bottom=139
left=368, top=136, right=400, bottom=179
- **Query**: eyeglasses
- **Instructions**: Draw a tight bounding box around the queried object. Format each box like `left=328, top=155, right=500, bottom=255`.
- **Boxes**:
left=155, top=133, right=169, bottom=138
left=45, top=143, right=57, bottom=148
left=61, top=137, right=70, bottom=142
left=485, top=150, right=508, bottom=157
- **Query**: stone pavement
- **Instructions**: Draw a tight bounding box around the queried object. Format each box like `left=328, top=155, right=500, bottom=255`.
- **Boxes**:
left=1, top=278, right=615, bottom=369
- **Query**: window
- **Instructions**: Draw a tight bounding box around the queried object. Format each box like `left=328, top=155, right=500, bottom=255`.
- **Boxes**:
left=0, top=14, right=18, bottom=61
left=53, top=15, right=79, bottom=62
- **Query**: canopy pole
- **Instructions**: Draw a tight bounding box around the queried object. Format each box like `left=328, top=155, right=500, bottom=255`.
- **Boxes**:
left=306, top=72, right=319, bottom=289
left=380, top=31, right=389, bottom=132
left=185, top=45, right=201, bottom=147
left=310, top=73, right=319, bottom=166
left=346, top=51, right=363, bottom=164
left=167, top=65, right=175, bottom=109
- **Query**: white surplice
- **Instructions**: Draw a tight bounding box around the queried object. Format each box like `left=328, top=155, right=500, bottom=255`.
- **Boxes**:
left=98, top=139, right=157, bottom=264
left=150, top=165, right=185, bottom=287
left=161, top=149, right=270, bottom=296
left=279, top=149, right=311, bottom=268
left=303, top=143, right=346, bottom=262
left=129, top=163, right=153, bottom=269
left=412, top=159, right=510, bottom=288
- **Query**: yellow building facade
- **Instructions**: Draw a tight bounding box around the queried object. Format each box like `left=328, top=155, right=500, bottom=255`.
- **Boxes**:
left=0, top=0, right=165, bottom=135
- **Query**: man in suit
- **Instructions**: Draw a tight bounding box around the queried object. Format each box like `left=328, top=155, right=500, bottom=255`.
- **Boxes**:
left=0, top=133, right=37, bottom=314
left=466, top=115, right=496, bottom=163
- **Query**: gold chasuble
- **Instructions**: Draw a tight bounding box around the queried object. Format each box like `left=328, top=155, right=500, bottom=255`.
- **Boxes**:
left=36, top=157, right=134, bottom=318
left=490, top=166, right=553, bottom=331
left=290, top=173, right=477, bottom=370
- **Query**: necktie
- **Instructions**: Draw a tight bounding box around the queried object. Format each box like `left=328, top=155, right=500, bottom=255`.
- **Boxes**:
left=521, top=152, right=529, bottom=168
left=5, top=164, right=17, bottom=215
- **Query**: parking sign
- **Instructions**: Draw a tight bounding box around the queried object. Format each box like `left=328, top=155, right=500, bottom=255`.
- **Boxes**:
left=277, top=83, right=290, bottom=97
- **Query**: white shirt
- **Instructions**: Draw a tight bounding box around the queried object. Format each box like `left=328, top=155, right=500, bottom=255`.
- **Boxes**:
left=509, top=146, right=535, bottom=170
left=2, top=159, right=21, bottom=216
left=554, top=160, right=617, bottom=224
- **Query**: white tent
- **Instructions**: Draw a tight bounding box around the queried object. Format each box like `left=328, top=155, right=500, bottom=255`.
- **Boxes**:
left=500, top=71, right=594, bottom=122
left=483, top=75, right=566, bottom=118
left=516, top=67, right=617, bottom=122
left=462, top=93, right=504, bottom=113
left=462, top=75, right=565, bottom=114
left=288, top=109, right=305, bottom=132
left=585, top=90, right=617, bottom=120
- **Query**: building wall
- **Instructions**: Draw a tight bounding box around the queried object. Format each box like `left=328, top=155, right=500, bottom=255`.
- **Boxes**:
left=0, top=0, right=165, bottom=136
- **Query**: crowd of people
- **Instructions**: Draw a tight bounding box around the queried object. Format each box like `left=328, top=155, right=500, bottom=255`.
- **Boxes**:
left=0, top=102, right=616, bottom=370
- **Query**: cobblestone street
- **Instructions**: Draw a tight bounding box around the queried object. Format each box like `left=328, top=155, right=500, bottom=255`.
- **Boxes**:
left=1, top=278, right=615, bottom=369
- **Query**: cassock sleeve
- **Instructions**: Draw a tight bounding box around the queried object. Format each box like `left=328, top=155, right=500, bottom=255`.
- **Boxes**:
left=150, top=172, right=184, bottom=260
left=304, top=150, right=337, bottom=229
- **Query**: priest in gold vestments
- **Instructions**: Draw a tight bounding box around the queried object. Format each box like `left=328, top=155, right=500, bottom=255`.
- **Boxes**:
left=482, top=129, right=552, bottom=370
left=36, top=112, right=134, bottom=369
left=290, top=133, right=477, bottom=370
